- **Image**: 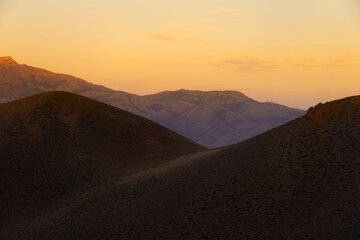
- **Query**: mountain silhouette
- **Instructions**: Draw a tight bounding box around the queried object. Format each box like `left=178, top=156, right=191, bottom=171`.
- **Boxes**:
left=1, top=94, right=359, bottom=239
left=0, top=91, right=204, bottom=229
left=0, top=57, right=305, bottom=147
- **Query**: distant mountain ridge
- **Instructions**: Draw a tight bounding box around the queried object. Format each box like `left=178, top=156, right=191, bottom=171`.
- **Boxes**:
left=0, top=57, right=305, bottom=147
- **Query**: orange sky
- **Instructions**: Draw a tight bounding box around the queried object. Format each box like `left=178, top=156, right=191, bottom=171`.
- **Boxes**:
left=0, top=0, right=359, bottom=109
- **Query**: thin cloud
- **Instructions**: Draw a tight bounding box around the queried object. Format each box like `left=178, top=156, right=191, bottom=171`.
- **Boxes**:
left=207, top=8, right=241, bottom=14
left=194, top=18, right=240, bottom=25
left=209, top=54, right=360, bottom=73
left=209, top=57, right=281, bottom=73
left=138, top=30, right=212, bottom=45
left=139, top=32, right=177, bottom=42
left=169, top=18, right=239, bottom=32
left=286, top=54, right=360, bottom=68
left=328, top=54, right=360, bottom=65
left=285, top=58, right=323, bottom=68
left=180, top=32, right=213, bottom=45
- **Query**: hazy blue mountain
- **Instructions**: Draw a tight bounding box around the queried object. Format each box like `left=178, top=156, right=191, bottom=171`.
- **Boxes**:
left=0, top=56, right=305, bottom=147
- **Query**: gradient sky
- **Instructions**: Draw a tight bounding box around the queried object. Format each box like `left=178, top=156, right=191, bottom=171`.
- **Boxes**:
left=0, top=0, right=359, bottom=109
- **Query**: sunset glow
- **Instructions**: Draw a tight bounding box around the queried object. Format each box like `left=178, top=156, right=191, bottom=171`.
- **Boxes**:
left=0, top=0, right=359, bottom=109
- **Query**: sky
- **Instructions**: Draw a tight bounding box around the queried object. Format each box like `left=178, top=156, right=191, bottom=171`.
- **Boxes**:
left=0, top=0, right=359, bottom=109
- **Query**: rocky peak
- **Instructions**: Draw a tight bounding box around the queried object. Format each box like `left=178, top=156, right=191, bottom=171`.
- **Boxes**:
left=306, top=96, right=360, bottom=127
left=0, top=56, right=18, bottom=66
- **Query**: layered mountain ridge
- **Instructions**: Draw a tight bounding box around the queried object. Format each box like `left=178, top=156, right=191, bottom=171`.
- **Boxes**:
left=0, top=57, right=305, bottom=147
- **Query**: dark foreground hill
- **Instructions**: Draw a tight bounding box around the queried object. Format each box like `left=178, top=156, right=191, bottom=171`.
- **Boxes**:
left=2, top=95, right=359, bottom=239
left=0, top=91, right=204, bottom=228
left=0, top=56, right=305, bottom=147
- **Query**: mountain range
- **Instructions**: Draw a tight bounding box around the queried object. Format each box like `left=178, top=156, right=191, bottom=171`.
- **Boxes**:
left=1, top=91, right=359, bottom=239
left=0, top=56, right=305, bottom=147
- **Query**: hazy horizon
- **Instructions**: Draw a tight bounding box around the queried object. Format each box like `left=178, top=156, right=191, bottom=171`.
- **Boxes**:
left=1, top=0, right=359, bottom=109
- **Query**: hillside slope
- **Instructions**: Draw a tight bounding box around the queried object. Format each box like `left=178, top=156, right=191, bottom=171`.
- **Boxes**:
left=0, top=57, right=305, bottom=147
left=0, top=91, right=204, bottom=228
left=2, top=95, right=358, bottom=239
